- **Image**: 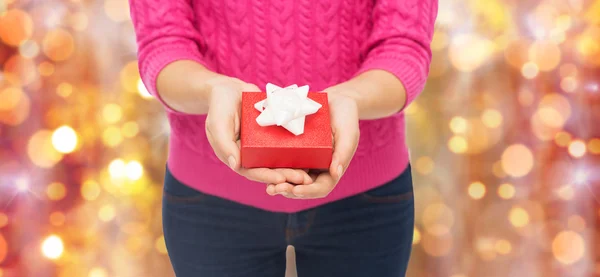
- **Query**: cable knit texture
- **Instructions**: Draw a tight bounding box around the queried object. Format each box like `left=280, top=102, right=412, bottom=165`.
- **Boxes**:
left=130, top=0, right=437, bottom=212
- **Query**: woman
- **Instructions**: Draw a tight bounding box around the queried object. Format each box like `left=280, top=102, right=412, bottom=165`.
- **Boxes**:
left=130, top=0, right=437, bottom=276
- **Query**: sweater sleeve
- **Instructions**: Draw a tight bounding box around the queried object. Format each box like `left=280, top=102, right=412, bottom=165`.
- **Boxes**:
left=354, top=0, right=438, bottom=111
left=129, top=0, right=211, bottom=113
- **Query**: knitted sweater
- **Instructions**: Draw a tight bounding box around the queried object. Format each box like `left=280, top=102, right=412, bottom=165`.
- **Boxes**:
left=130, top=0, right=437, bottom=212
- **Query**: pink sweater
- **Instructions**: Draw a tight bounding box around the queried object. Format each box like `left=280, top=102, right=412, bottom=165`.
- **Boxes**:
left=130, top=0, right=437, bottom=213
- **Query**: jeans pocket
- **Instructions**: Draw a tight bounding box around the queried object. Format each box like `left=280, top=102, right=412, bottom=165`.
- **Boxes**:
left=360, top=165, right=413, bottom=204
left=163, top=167, right=207, bottom=204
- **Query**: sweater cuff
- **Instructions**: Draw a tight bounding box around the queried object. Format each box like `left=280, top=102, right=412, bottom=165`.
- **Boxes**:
left=140, top=44, right=210, bottom=114
left=354, top=56, right=427, bottom=111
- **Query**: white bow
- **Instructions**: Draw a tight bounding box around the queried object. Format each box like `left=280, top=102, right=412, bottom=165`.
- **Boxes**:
left=254, top=83, right=322, bottom=135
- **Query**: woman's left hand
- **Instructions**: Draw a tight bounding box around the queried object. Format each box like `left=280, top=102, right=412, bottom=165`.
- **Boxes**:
left=267, top=90, right=360, bottom=199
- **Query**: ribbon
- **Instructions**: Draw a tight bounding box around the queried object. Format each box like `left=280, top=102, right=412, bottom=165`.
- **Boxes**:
left=254, top=83, right=322, bottom=135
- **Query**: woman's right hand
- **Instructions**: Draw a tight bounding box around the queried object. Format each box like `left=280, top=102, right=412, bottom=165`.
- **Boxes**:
left=204, top=77, right=313, bottom=188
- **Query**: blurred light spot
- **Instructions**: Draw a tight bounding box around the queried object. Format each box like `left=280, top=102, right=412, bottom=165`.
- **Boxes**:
left=155, top=236, right=168, bottom=254
left=102, top=126, right=123, bottom=147
left=538, top=94, right=571, bottom=128
left=0, top=9, right=33, bottom=46
left=42, top=29, right=74, bottom=61
left=104, top=0, right=131, bottom=22
left=556, top=15, right=572, bottom=31
left=415, top=156, right=434, bottom=175
left=38, top=61, right=55, bottom=76
left=574, top=170, right=587, bottom=185
left=49, top=212, right=65, bottom=226
left=126, top=161, right=144, bottom=181
left=561, top=77, right=578, bottom=93
left=412, top=228, right=421, bottom=245
left=137, top=79, right=153, bottom=99
left=15, top=178, right=28, bottom=192
left=404, top=102, right=419, bottom=115
left=41, top=235, right=64, bottom=260
left=449, top=116, right=467, bottom=133
left=431, top=30, right=448, bottom=51
left=536, top=107, right=565, bottom=128
left=501, top=144, right=534, bottom=177
left=422, top=233, right=452, bottom=257
left=56, top=82, right=73, bottom=98
left=52, top=126, right=78, bottom=154
left=108, top=159, right=126, bottom=179
left=552, top=231, right=585, bottom=265
left=448, top=136, right=468, bottom=153
left=588, top=138, right=600, bottom=154
left=70, top=12, right=88, bottom=31
left=568, top=215, right=586, bottom=232
left=0, top=233, right=6, bottom=264
left=0, top=87, right=23, bottom=111
left=120, top=61, right=139, bottom=92
left=528, top=40, right=561, bottom=71
left=18, top=40, right=39, bottom=58
left=28, top=130, right=63, bottom=168
left=498, top=183, right=515, bottom=199
left=468, top=182, right=486, bottom=199
left=102, top=104, right=122, bottom=124
left=4, top=55, right=38, bottom=86
left=505, top=40, right=530, bottom=69
left=481, top=109, right=503, bottom=128
left=46, top=182, right=66, bottom=201
left=476, top=237, right=496, bottom=260
left=0, top=213, right=8, bottom=228
left=495, top=239, right=512, bottom=255
left=81, top=180, right=101, bottom=201
left=554, top=131, right=572, bottom=147
left=521, top=62, right=539, bottom=79
left=122, top=121, right=139, bottom=138
left=449, top=34, right=494, bottom=72
left=423, top=203, right=454, bottom=236
left=556, top=185, right=575, bottom=201
left=509, top=207, right=530, bottom=228
left=98, top=205, right=116, bottom=222
left=568, top=140, right=586, bottom=158
left=549, top=29, right=566, bottom=44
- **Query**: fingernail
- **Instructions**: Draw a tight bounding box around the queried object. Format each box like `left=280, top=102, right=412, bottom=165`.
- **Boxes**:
left=337, top=165, right=344, bottom=179
left=228, top=156, right=236, bottom=169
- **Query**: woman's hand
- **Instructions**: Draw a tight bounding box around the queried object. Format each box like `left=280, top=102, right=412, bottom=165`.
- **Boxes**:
left=267, top=91, right=360, bottom=199
left=205, top=77, right=313, bottom=186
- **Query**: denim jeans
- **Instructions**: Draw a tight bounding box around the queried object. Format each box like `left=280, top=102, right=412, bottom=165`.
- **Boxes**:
left=162, top=166, right=414, bottom=277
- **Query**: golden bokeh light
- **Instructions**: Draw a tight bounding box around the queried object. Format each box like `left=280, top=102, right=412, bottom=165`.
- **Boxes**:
left=56, top=82, right=74, bottom=98
left=49, top=212, right=66, bottom=226
left=81, top=180, right=101, bottom=201
left=98, top=205, right=116, bottom=222
left=3, top=54, right=38, bottom=86
left=0, top=9, right=34, bottom=46
left=47, top=182, right=67, bottom=201
left=415, top=156, right=434, bottom=175
left=122, top=121, right=140, bottom=138
left=431, top=30, right=448, bottom=51
left=504, top=39, right=530, bottom=69
left=52, top=125, right=78, bottom=154
left=70, top=12, right=89, bottom=31
left=476, top=237, right=496, bottom=261
left=449, top=116, right=467, bottom=134
left=38, top=61, right=56, bottom=76
left=102, top=126, right=123, bottom=147
left=28, top=130, right=64, bottom=168
left=449, top=34, right=494, bottom=72
left=0, top=213, right=8, bottom=228
left=155, top=236, right=168, bottom=254
left=102, top=104, right=123, bottom=124
left=497, top=183, right=515, bottom=199
left=41, top=235, right=64, bottom=260
left=19, top=40, right=40, bottom=58
left=509, top=207, right=530, bottom=228
left=521, top=62, right=539, bottom=79
left=468, top=181, right=486, bottom=199
left=528, top=40, right=561, bottom=71
left=126, top=160, right=144, bottom=181
left=108, top=159, right=126, bottom=179
left=552, top=231, right=585, bottom=265
left=492, top=161, right=506, bottom=178
left=448, top=135, right=468, bottom=153
left=501, top=144, right=534, bottom=177
left=588, top=138, right=600, bottom=154
left=137, top=79, right=153, bottom=99
left=423, top=203, right=454, bottom=236
left=88, top=267, right=108, bottom=277
left=481, top=109, right=503, bottom=128
left=43, top=29, right=75, bottom=61
left=104, top=0, right=131, bottom=22
left=568, top=140, right=586, bottom=158
left=0, top=87, right=23, bottom=111
left=120, top=61, right=140, bottom=92
left=422, top=233, right=453, bottom=257
left=560, top=77, right=578, bottom=93
left=554, top=131, right=572, bottom=147
left=555, top=185, right=575, bottom=201
left=495, top=239, right=512, bottom=255
left=538, top=93, right=571, bottom=129
left=413, top=227, right=421, bottom=245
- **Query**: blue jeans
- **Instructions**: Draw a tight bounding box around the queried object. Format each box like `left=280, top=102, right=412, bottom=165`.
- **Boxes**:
left=162, top=166, right=414, bottom=277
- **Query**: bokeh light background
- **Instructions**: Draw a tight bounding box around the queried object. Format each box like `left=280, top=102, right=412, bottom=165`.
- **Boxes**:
left=0, top=0, right=599, bottom=276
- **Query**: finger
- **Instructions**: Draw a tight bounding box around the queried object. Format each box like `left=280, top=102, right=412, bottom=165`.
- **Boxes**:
left=266, top=184, right=277, bottom=196
left=239, top=168, right=286, bottom=184
left=330, top=102, right=359, bottom=181
left=274, top=182, right=296, bottom=196
left=291, top=172, right=336, bottom=199
left=205, top=106, right=240, bottom=170
left=274, top=168, right=310, bottom=185
left=242, top=83, right=261, bottom=92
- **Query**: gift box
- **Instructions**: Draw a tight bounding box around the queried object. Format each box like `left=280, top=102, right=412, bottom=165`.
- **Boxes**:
left=240, top=84, right=333, bottom=169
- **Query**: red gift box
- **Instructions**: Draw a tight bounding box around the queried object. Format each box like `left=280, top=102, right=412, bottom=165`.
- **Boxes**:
left=240, top=91, right=333, bottom=169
